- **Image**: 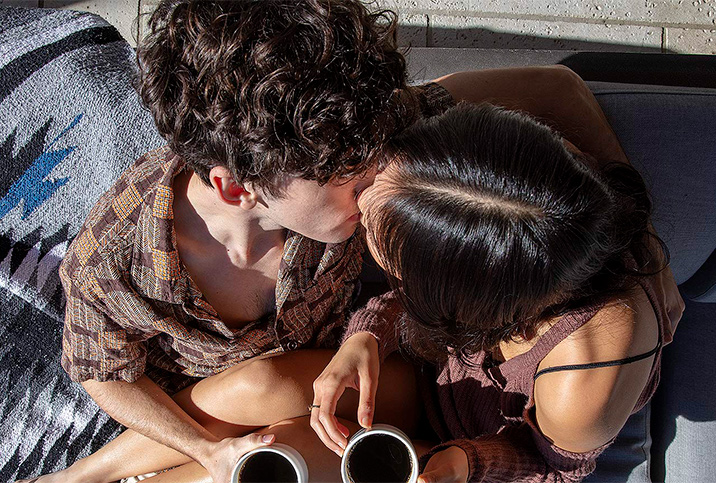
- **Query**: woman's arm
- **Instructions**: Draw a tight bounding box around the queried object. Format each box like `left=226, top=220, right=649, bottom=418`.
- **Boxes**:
left=434, top=66, right=629, bottom=165
left=419, top=425, right=604, bottom=483
left=311, top=291, right=412, bottom=453
left=341, top=290, right=404, bottom=362
left=419, top=288, right=668, bottom=483
left=534, top=289, right=659, bottom=452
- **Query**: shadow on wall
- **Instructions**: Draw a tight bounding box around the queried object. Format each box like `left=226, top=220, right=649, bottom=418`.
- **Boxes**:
left=35, top=2, right=669, bottom=54
left=398, top=25, right=669, bottom=53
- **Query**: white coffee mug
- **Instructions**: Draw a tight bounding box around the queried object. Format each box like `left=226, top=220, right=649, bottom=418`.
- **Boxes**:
left=340, top=424, right=419, bottom=483
left=231, top=443, right=309, bottom=483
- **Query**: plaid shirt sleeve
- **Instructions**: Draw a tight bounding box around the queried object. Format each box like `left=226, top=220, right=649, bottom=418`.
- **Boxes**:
left=59, top=244, right=156, bottom=384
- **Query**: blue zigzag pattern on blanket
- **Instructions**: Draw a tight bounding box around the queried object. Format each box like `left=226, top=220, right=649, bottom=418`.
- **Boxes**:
left=0, top=114, right=80, bottom=220
left=0, top=6, right=166, bottom=478
left=0, top=115, right=83, bottom=320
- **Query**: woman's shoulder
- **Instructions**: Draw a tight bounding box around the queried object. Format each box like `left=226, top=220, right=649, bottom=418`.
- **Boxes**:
left=560, top=286, right=659, bottom=362
left=532, top=286, right=659, bottom=453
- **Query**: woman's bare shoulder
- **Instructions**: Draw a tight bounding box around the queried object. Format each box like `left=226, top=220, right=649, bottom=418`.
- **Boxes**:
left=533, top=287, right=658, bottom=453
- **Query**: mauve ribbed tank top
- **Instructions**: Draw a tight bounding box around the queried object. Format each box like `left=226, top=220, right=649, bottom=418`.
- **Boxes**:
left=420, top=276, right=667, bottom=444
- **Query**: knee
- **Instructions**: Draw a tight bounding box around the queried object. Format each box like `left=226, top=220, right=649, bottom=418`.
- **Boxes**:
left=222, top=355, right=302, bottom=403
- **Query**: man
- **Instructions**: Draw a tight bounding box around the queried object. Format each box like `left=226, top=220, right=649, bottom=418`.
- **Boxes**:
left=23, top=1, right=628, bottom=482
left=26, top=1, right=432, bottom=482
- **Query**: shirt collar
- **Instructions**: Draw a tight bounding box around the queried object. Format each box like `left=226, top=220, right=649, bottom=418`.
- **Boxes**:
left=130, top=150, right=188, bottom=305
left=132, top=151, right=360, bottom=334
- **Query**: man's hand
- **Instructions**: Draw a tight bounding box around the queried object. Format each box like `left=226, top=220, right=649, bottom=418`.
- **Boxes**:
left=310, top=332, right=380, bottom=455
left=418, top=446, right=470, bottom=483
left=199, top=433, right=275, bottom=483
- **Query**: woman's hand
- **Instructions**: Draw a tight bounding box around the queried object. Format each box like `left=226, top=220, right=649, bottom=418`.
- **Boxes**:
left=199, top=433, right=275, bottom=483
left=418, top=446, right=470, bottom=483
left=310, top=332, right=380, bottom=455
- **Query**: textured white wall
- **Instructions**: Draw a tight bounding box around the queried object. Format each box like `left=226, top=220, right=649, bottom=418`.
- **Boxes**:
left=378, top=0, right=716, bottom=53
left=5, top=0, right=714, bottom=54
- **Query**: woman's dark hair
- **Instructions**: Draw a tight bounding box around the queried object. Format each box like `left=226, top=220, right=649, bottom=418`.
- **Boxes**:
left=137, top=0, right=415, bottom=194
left=364, top=102, right=668, bottom=362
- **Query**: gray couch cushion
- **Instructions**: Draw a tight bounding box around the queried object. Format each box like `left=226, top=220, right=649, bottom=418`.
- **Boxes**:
left=650, top=295, right=716, bottom=481
left=589, top=82, right=716, bottom=301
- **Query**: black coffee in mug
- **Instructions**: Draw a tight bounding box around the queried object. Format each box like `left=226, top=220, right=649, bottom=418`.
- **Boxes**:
left=238, top=451, right=298, bottom=483
left=346, top=433, right=413, bottom=483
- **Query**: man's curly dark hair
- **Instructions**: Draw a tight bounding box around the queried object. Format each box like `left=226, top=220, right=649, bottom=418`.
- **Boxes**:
left=137, top=0, right=415, bottom=194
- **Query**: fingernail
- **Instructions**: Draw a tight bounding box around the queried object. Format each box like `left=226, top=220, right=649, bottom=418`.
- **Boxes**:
left=361, top=416, right=371, bottom=428
left=334, top=448, right=343, bottom=457
left=339, top=441, right=346, bottom=449
left=261, top=434, right=274, bottom=443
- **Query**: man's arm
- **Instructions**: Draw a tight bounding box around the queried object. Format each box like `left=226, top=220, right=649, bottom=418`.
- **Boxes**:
left=83, top=376, right=219, bottom=464
left=60, top=272, right=269, bottom=482
left=434, top=65, right=629, bottom=164
left=82, top=375, right=271, bottom=483
left=62, top=273, right=220, bottom=469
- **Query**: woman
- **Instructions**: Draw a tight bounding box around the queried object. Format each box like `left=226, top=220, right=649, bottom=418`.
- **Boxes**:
left=310, top=102, right=684, bottom=482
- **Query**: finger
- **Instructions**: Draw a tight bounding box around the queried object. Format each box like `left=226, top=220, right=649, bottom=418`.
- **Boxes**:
left=318, top=384, right=349, bottom=450
left=357, top=367, right=378, bottom=429
left=335, top=419, right=351, bottom=439
left=310, top=386, right=345, bottom=455
left=419, top=466, right=460, bottom=483
left=418, top=470, right=441, bottom=483
left=310, top=379, right=323, bottom=429
left=309, top=394, right=322, bottom=439
left=230, top=432, right=275, bottom=463
left=314, top=374, right=349, bottom=438
left=239, top=432, right=274, bottom=452
left=310, top=409, right=344, bottom=456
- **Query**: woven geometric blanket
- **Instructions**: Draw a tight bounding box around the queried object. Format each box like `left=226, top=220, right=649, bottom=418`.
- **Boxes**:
left=0, top=6, right=164, bottom=480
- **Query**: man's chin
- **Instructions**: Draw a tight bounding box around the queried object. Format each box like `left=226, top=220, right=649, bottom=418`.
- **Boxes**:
left=309, top=225, right=360, bottom=244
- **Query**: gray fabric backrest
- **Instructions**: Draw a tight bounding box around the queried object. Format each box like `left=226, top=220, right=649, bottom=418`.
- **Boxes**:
left=589, top=82, right=716, bottom=302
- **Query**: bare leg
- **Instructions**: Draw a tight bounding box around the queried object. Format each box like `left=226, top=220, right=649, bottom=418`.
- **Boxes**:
left=25, top=351, right=421, bottom=483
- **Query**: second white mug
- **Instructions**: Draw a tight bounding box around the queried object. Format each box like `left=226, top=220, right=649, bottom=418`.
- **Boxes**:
left=340, top=424, right=419, bottom=483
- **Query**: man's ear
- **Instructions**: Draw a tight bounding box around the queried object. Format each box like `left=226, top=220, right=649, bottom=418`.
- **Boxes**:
left=208, top=166, right=257, bottom=210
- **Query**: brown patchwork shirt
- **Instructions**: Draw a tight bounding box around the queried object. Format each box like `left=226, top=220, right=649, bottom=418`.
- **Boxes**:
left=59, top=146, right=364, bottom=392
left=59, top=82, right=454, bottom=393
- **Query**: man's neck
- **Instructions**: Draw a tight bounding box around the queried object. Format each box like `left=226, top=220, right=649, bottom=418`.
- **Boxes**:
left=174, top=170, right=286, bottom=268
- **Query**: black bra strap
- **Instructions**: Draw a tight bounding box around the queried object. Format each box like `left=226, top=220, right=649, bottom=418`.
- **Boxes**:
left=534, top=280, right=664, bottom=381
left=533, top=339, right=662, bottom=380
